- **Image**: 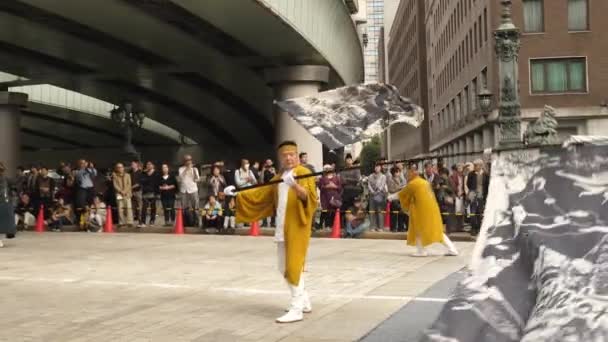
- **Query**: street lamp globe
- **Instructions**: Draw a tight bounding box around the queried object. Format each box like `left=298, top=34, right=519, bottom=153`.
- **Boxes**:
left=478, top=88, right=494, bottom=115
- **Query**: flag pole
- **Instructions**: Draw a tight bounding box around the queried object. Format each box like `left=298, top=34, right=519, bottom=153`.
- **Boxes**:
left=232, top=143, right=562, bottom=193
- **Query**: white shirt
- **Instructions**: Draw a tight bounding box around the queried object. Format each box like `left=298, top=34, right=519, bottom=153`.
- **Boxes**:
left=178, top=166, right=200, bottom=194
left=274, top=170, right=292, bottom=242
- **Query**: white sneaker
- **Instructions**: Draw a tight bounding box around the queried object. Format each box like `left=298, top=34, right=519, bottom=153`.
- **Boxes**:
left=276, top=309, right=303, bottom=323
left=0, top=240, right=4, bottom=248
left=138, top=224, right=146, bottom=228
left=285, top=292, right=312, bottom=313
left=411, top=251, right=429, bottom=257
left=445, top=249, right=459, bottom=256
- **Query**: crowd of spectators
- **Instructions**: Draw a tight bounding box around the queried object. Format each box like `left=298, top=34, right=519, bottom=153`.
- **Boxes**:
left=4, top=151, right=490, bottom=238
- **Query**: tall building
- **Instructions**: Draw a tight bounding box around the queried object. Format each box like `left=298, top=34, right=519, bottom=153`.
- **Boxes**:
left=364, top=0, right=384, bottom=82
left=385, top=0, right=430, bottom=159
left=388, top=0, right=608, bottom=164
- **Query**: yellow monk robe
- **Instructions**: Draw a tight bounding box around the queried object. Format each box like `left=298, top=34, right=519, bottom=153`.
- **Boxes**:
left=236, top=164, right=317, bottom=286
left=398, top=175, right=444, bottom=246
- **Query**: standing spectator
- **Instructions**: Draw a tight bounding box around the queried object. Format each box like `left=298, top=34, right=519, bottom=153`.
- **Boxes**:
left=318, top=165, right=342, bottom=230
left=102, top=169, right=118, bottom=225
left=113, top=163, right=134, bottom=227
left=422, top=161, right=439, bottom=186
left=139, top=161, right=159, bottom=227
left=207, top=166, right=226, bottom=198
left=130, top=161, right=143, bottom=226
left=178, top=155, right=201, bottom=227
left=48, top=197, right=73, bottom=232
left=339, top=154, right=362, bottom=212
left=14, top=166, right=27, bottom=198
left=345, top=197, right=369, bottom=238
left=261, top=159, right=276, bottom=183
left=57, top=174, right=76, bottom=211
left=14, top=193, right=36, bottom=230
left=466, top=159, right=490, bottom=236
left=34, top=166, right=55, bottom=219
left=436, top=168, right=457, bottom=233
left=299, top=152, right=315, bottom=173
left=368, top=163, right=388, bottom=231
left=378, top=157, right=390, bottom=177
left=74, top=159, right=97, bottom=216
left=251, top=161, right=261, bottom=183
left=87, top=195, right=106, bottom=232
left=159, top=164, right=177, bottom=226
left=202, top=195, right=223, bottom=231
left=449, top=164, right=465, bottom=231
left=234, top=159, right=257, bottom=189
left=260, top=159, right=276, bottom=227
left=387, top=166, right=407, bottom=232
left=0, top=162, right=16, bottom=247
left=223, top=197, right=236, bottom=232
left=25, top=165, right=39, bottom=197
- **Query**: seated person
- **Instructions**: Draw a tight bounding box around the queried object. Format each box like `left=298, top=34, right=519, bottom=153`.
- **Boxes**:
left=222, top=197, right=236, bottom=232
left=202, top=195, right=223, bottom=230
left=14, top=193, right=36, bottom=230
left=345, top=197, right=370, bottom=238
left=48, top=197, right=73, bottom=232
left=87, top=195, right=107, bottom=232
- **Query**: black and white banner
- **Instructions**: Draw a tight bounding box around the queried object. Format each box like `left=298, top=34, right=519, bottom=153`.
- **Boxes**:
left=422, top=137, right=608, bottom=341
left=275, top=83, right=424, bottom=150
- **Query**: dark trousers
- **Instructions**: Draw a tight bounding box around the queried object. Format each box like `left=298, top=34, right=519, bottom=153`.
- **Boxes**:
left=75, top=187, right=95, bottom=211
left=161, top=196, right=175, bottom=224
left=469, top=197, right=486, bottom=235
left=141, top=195, right=157, bottom=225
left=203, top=216, right=221, bottom=229
left=49, top=216, right=70, bottom=230
left=319, top=209, right=337, bottom=228
left=389, top=200, right=407, bottom=232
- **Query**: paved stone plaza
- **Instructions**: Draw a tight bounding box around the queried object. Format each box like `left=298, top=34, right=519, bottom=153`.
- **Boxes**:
left=0, top=233, right=474, bottom=342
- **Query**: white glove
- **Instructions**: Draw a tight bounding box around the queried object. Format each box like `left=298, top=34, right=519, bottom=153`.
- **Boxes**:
left=282, top=171, right=296, bottom=187
left=387, top=193, right=399, bottom=201
left=224, top=185, right=238, bottom=197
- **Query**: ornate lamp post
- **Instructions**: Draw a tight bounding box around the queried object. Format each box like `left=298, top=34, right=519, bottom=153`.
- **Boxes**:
left=494, top=0, right=523, bottom=148
left=110, top=102, right=145, bottom=159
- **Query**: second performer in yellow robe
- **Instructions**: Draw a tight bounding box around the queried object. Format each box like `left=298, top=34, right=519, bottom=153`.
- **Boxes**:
left=390, top=169, right=459, bottom=256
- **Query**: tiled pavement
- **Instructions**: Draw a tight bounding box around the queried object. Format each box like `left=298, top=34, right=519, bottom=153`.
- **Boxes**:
left=0, top=232, right=474, bottom=342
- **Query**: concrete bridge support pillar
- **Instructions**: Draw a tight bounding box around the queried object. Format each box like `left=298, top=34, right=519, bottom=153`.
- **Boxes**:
left=264, top=65, right=329, bottom=171
left=0, top=92, right=28, bottom=178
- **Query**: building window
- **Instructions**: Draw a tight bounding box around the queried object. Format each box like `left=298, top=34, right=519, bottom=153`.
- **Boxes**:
left=523, top=0, right=544, bottom=33
left=568, top=0, right=589, bottom=31
left=471, top=78, right=478, bottom=110
left=530, top=58, right=587, bottom=93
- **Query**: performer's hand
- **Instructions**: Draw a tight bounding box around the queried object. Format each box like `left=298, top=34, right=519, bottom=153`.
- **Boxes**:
left=224, top=185, right=237, bottom=197
left=282, top=172, right=296, bottom=187
left=387, top=193, right=399, bottom=201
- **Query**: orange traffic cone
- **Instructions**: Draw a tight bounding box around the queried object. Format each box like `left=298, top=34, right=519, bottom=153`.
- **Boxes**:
left=331, top=209, right=341, bottom=238
left=384, top=201, right=391, bottom=229
left=249, top=221, right=260, bottom=236
left=35, top=205, right=46, bottom=232
left=103, top=206, right=114, bottom=233
left=174, top=208, right=184, bottom=234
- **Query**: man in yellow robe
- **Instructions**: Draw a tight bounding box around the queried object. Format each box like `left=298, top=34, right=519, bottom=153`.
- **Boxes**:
left=224, top=141, right=317, bottom=323
left=388, top=168, right=459, bottom=257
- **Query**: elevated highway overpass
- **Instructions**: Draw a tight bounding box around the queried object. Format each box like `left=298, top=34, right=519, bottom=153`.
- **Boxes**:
left=0, top=0, right=363, bottom=174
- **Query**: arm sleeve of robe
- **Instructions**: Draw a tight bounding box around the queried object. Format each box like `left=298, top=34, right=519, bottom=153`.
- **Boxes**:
left=398, top=182, right=413, bottom=214
left=235, top=178, right=276, bottom=223
left=294, top=167, right=318, bottom=227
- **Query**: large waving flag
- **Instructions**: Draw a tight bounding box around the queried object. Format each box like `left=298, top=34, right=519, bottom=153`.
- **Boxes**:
left=275, top=83, right=424, bottom=150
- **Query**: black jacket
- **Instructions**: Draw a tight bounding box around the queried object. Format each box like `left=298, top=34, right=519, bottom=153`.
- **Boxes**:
left=140, top=171, right=160, bottom=195
left=158, top=174, right=178, bottom=199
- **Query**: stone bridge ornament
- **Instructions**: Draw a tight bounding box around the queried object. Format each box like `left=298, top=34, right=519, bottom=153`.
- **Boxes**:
left=524, top=105, right=559, bottom=146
